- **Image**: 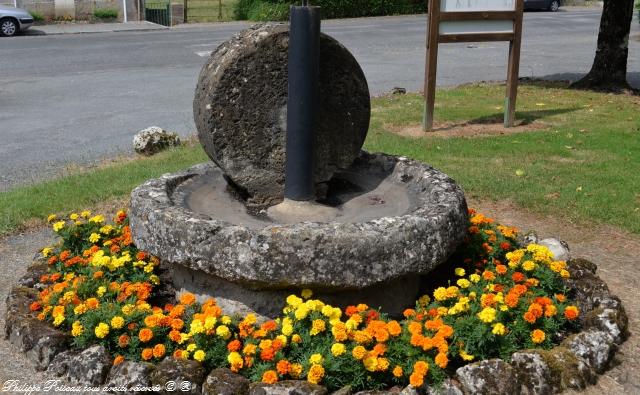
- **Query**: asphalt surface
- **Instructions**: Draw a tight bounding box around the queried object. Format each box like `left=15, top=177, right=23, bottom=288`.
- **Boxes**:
left=0, top=9, right=638, bottom=191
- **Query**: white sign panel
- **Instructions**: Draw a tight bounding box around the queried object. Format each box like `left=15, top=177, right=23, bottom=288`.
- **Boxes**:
left=440, top=0, right=515, bottom=11
left=440, top=20, right=513, bottom=34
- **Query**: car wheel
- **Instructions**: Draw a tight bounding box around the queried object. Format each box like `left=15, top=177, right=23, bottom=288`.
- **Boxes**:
left=0, top=18, right=19, bottom=37
left=549, top=0, right=560, bottom=12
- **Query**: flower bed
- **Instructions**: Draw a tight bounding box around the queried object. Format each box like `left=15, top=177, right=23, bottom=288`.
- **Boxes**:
left=4, top=210, right=628, bottom=394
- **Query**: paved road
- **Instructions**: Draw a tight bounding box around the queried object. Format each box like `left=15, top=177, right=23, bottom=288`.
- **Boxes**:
left=1, top=9, right=638, bottom=191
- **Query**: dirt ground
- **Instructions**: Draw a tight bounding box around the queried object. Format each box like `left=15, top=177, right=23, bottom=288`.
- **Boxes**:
left=0, top=199, right=637, bottom=394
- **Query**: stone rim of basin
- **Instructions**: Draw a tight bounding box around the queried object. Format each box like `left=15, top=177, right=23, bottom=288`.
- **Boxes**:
left=129, top=151, right=469, bottom=291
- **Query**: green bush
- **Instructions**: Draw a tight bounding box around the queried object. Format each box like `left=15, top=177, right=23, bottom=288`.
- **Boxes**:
left=235, top=0, right=425, bottom=21
left=29, top=11, right=44, bottom=22
left=93, top=8, right=119, bottom=19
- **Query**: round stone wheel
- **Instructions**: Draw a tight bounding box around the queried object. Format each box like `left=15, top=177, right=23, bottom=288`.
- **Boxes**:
left=193, top=23, right=371, bottom=207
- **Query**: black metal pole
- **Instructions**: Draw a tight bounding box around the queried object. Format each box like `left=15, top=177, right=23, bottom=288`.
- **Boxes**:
left=284, top=4, right=321, bottom=201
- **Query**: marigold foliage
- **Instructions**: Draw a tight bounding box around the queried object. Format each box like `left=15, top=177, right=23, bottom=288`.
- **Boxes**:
left=33, top=209, right=580, bottom=390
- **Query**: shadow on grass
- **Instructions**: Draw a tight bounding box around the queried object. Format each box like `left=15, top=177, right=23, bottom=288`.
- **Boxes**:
left=465, top=106, right=582, bottom=126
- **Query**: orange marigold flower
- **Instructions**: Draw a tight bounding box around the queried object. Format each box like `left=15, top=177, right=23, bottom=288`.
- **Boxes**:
left=523, top=311, right=537, bottom=324
left=144, top=315, right=159, bottom=328
left=261, top=320, right=277, bottom=332
left=555, top=294, right=566, bottom=302
left=345, top=306, right=358, bottom=316
left=402, top=308, right=416, bottom=318
left=139, top=328, right=153, bottom=343
left=483, top=270, right=496, bottom=281
left=227, top=340, right=241, bottom=352
left=435, top=352, right=449, bottom=369
left=113, top=355, right=124, bottom=366
left=93, top=271, right=104, bottom=279
left=141, top=348, right=153, bottom=361
left=136, top=251, right=147, bottom=261
left=169, top=305, right=185, bottom=318
left=48, top=256, right=58, bottom=265
left=531, top=329, right=546, bottom=344
left=153, top=344, right=166, bottom=358
left=168, top=330, right=182, bottom=343
left=564, top=306, right=579, bottom=320
left=260, top=348, right=275, bottom=361
left=496, top=264, right=508, bottom=275
left=276, top=360, right=290, bottom=375
left=392, top=365, right=403, bottom=378
left=118, top=334, right=130, bottom=347
left=179, top=292, right=196, bottom=306
left=262, top=370, right=278, bottom=384
left=528, top=303, right=544, bottom=319
left=29, top=302, right=42, bottom=311
left=425, top=318, right=443, bottom=331
left=409, top=372, right=424, bottom=387
left=500, top=241, right=511, bottom=251
left=173, top=349, right=184, bottom=359
left=387, top=320, right=402, bottom=336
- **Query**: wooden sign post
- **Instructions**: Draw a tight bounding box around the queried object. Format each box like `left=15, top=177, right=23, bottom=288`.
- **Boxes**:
left=423, top=0, right=524, bottom=131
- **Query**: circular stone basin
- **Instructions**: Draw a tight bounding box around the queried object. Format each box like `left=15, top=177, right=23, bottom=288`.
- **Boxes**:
left=130, top=152, right=468, bottom=317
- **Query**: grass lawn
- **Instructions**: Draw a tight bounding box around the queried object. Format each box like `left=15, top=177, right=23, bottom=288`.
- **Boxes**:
left=1, top=81, right=638, bottom=236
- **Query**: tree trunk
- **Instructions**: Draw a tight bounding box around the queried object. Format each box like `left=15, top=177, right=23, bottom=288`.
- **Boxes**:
left=570, top=0, right=635, bottom=91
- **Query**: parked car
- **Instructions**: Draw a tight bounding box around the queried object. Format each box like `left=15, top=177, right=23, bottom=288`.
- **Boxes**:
left=0, top=5, right=34, bottom=37
left=524, top=0, right=560, bottom=12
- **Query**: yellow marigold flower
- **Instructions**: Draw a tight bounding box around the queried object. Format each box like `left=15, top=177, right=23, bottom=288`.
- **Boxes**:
left=186, top=343, right=197, bottom=352
left=560, top=269, right=570, bottom=278
left=193, top=350, right=206, bottom=362
left=282, top=324, right=294, bottom=336
left=477, top=307, right=497, bottom=323
left=352, top=346, right=367, bottom=360
left=469, top=274, right=481, bottom=283
left=301, top=289, right=313, bottom=299
left=96, top=286, right=106, bottom=297
left=363, top=356, right=378, bottom=372
left=292, top=334, right=302, bottom=343
left=81, top=210, right=92, bottom=218
left=321, top=305, right=334, bottom=317
left=47, top=214, right=57, bottom=223
left=454, top=268, right=466, bottom=277
left=94, top=323, right=110, bottom=339
left=52, top=221, right=66, bottom=232
left=392, top=365, right=403, bottom=377
left=89, top=215, right=105, bottom=224
left=41, top=247, right=53, bottom=257
left=243, top=344, right=257, bottom=355
left=459, top=349, right=475, bottom=361
left=71, top=321, right=83, bottom=337
left=309, top=353, right=323, bottom=365
left=204, top=316, right=216, bottom=330
left=377, top=357, right=390, bottom=371
left=122, top=304, right=135, bottom=315
left=286, top=295, right=303, bottom=308
left=294, top=305, right=309, bottom=320
left=492, top=323, right=506, bottom=336
left=53, top=315, right=65, bottom=327
left=418, top=294, right=431, bottom=306
left=99, top=225, right=114, bottom=235
left=216, top=325, right=231, bottom=339
left=307, top=364, right=325, bottom=385
left=433, top=287, right=448, bottom=301
left=289, top=363, right=303, bottom=379
left=69, top=213, right=79, bottom=220
left=531, top=329, right=546, bottom=344
left=522, top=260, right=536, bottom=271
left=331, top=343, right=346, bottom=357
left=150, top=274, right=160, bottom=285
left=550, top=261, right=566, bottom=273
left=276, top=335, right=288, bottom=346
left=111, top=316, right=125, bottom=329
left=74, top=304, right=87, bottom=315
left=456, top=279, right=471, bottom=289
left=310, top=319, right=326, bottom=336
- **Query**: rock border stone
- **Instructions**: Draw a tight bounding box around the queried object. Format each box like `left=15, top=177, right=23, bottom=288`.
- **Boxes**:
left=4, top=251, right=629, bottom=395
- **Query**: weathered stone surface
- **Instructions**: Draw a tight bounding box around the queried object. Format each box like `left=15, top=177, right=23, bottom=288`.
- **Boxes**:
left=202, top=368, right=250, bottom=395
left=249, top=380, right=328, bottom=395
left=564, top=259, right=610, bottom=315
left=4, top=286, right=38, bottom=339
left=455, top=359, right=520, bottom=395
left=130, top=153, right=468, bottom=292
left=47, top=350, right=78, bottom=377
left=583, top=307, right=629, bottom=344
left=538, top=238, right=570, bottom=261
left=536, top=347, right=596, bottom=391
left=133, top=126, right=181, bottom=156
left=426, top=380, right=464, bottom=395
left=193, top=23, right=370, bottom=207
left=18, top=261, right=49, bottom=288
left=561, top=329, right=616, bottom=373
left=511, top=351, right=558, bottom=395
left=25, top=327, right=69, bottom=370
left=398, top=386, right=418, bottom=395
left=150, top=357, right=206, bottom=394
left=331, top=386, right=352, bottom=395
left=67, top=345, right=112, bottom=386
left=105, top=361, right=156, bottom=393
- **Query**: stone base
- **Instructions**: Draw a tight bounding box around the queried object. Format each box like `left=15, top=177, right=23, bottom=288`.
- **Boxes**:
left=170, top=263, right=420, bottom=319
